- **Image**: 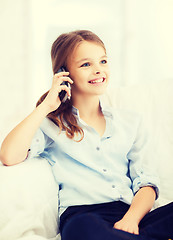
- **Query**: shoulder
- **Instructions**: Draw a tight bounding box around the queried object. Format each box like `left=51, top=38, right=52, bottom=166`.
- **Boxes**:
left=114, top=108, right=140, bottom=120
left=104, top=105, right=142, bottom=126
left=103, top=106, right=145, bottom=142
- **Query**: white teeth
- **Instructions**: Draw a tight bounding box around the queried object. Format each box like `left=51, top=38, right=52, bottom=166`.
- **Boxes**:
left=90, top=78, right=104, bottom=84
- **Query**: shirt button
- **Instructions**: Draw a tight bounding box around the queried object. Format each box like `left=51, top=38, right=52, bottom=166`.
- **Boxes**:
left=112, top=185, right=115, bottom=188
left=36, top=139, right=39, bottom=142
left=96, top=147, right=100, bottom=151
left=103, top=169, right=107, bottom=172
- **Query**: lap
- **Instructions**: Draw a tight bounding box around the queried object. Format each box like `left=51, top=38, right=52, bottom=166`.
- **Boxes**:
left=60, top=201, right=130, bottom=233
left=61, top=212, right=156, bottom=240
left=60, top=201, right=173, bottom=240
left=139, top=201, right=173, bottom=239
left=139, top=201, right=173, bottom=228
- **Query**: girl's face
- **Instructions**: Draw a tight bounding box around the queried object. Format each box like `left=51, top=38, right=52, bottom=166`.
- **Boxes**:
left=67, top=41, right=110, bottom=98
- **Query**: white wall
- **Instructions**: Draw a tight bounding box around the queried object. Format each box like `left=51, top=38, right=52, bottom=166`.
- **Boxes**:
left=0, top=0, right=33, bottom=145
left=29, top=0, right=124, bottom=103
left=122, top=0, right=173, bottom=85
left=1, top=0, right=173, bottom=145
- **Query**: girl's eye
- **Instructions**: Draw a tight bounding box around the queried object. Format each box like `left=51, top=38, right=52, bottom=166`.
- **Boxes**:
left=101, top=59, right=107, bottom=64
left=81, top=62, right=90, bottom=67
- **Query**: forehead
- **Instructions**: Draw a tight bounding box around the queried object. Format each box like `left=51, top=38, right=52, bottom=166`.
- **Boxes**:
left=71, top=41, right=106, bottom=60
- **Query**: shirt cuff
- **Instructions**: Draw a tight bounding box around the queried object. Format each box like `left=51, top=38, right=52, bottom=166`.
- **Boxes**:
left=133, top=182, right=159, bottom=200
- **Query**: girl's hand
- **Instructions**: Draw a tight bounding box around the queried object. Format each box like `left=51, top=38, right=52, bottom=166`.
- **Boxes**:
left=113, top=187, right=156, bottom=236
left=43, top=71, right=73, bottom=113
left=113, top=218, right=139, bottom=235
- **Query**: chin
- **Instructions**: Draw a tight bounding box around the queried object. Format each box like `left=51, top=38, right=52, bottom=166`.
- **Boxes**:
left=93, top=88, right=107, bottom=96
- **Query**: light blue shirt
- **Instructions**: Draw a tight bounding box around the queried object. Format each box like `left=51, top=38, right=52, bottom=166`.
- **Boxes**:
left=27, top=101, right=159, bottom=216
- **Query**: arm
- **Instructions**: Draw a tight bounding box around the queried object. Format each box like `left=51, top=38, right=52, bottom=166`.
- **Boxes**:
left=0, top=103, right=50, bottom=166
left=0, top=71, right=72, bottom=166
left=115, top=114, right=159, bottom=234
left=113, top=186, right=156, bottom=234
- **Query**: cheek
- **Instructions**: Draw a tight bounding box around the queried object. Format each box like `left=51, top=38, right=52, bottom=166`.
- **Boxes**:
left=68, top=68, right=78, bottom=82
left=69, top=72, right=80, bottom=84
left=70, top=74, right=82, bottom=91
left=106, top=67, right=110, bottom=79
left=70, top=69, right=86, bottom=83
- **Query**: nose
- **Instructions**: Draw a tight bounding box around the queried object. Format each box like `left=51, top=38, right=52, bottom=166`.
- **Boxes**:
left=93, top=64, right=101, bottom=75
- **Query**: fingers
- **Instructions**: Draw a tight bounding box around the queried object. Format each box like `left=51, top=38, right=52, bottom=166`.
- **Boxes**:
left=58, top=84, right=71, bottom=98
left=54, top=71, right=73, bottom=85
left=113, top=222, right=139, bottom=235
left=54, top=71, right=70, bottom=77
left=46, top=71, right=73, bottom=105
left=51, top=72, right=73, bottom=95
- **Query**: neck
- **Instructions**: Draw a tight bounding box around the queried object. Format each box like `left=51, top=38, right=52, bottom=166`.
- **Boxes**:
left=72, top=95, right=101, bottom=120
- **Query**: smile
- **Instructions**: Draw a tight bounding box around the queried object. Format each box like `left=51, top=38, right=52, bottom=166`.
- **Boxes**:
left=88, top=78, right=105, bottom=84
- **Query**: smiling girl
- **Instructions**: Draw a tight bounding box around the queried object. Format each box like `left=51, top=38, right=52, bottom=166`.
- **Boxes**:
left=0, top=30, right=172, bottom=240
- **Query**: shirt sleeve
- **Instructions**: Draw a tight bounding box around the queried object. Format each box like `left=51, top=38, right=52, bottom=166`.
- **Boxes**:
left=127, top=115, right=160, bottom=200
left=26, top=128, right=54, bottom=160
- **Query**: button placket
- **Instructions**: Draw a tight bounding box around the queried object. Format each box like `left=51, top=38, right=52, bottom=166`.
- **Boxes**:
left=120, top=195, right=123, bottom=200
left=96, top=138, right=101, bottom=152
left=96, top=146, right=100, bottom=151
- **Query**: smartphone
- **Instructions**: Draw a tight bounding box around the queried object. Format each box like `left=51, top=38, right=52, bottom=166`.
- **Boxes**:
left=57, top=67, right=71, bottom=102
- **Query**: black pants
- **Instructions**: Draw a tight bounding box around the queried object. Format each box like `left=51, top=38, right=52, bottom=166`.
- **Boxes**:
left=60, top=201, right=173, bottom=240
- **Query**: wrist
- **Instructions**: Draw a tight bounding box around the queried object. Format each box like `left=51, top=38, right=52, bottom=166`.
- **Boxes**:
left=122, top=212, right=141, bottom=225
left=36, top=101, right=52, bottom=116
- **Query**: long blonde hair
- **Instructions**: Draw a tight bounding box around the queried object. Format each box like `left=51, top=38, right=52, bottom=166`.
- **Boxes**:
left=36, top=30, right=106, bottom=141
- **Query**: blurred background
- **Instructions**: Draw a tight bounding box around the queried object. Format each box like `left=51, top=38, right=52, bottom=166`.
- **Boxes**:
left=0, top=0, right=173, bottom=145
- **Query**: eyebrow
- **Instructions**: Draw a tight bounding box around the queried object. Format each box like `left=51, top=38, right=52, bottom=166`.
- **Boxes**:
left=76, top=55, right=107, bottom=64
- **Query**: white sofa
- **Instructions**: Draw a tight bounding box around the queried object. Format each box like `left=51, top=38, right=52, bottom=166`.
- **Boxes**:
left=0, top=79, right=172, bottom=240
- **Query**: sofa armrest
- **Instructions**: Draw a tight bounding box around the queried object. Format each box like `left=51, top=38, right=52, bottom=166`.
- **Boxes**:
left=0, top=158, right=59, bottom=240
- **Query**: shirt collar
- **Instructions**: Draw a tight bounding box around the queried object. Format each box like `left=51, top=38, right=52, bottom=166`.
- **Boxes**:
left=99, top=99, right=113, bottom=118
left=71, top=99, right=113, bottom=120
